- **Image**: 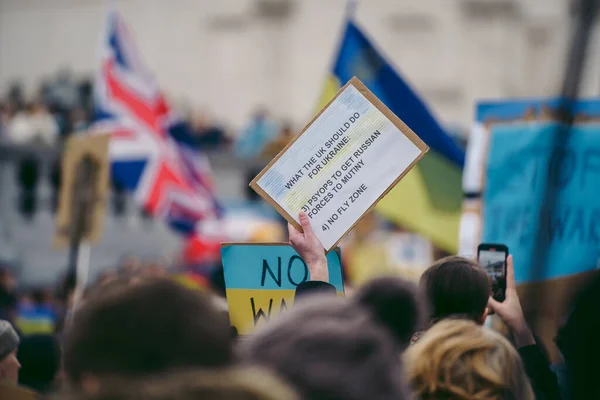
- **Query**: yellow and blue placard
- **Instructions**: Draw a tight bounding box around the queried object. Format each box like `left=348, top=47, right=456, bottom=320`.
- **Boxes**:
left=221, top=243, right=344, bottom=335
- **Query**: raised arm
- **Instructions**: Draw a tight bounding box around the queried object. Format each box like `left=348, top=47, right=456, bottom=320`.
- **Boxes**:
left=289, top=212, right=336, bottom=299
left=288, top=212, right=328, bottom=282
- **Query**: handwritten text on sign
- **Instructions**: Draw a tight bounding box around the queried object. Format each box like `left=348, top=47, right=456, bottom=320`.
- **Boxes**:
left=251, top=78, right=428, bottom=250
left=221, top=244, right=344, bottom=335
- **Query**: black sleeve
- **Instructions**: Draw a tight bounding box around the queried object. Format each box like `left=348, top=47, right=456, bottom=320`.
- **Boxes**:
left=518, top=344, right=562, bottom=400
left=295, top=281, right=336, bottom=301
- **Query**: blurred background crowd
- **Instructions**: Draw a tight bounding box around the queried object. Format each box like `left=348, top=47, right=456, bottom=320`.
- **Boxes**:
left=0, top=0, right=493, bottom=293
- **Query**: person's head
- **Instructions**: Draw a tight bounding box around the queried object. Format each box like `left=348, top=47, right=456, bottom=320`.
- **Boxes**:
left=70, top=107, right=88, bottom=123
left=252, top=107, right=268, bottom=122
left=31, top=100, right=49, bottom=114
left=0, top=320, right=21, bottom=384
left=419, top=256, right=490, bottom=325
left=405, top=319, right=534, bottom=400
left=31, top=288, right=52, bottom=306
left=1, top=102, right=16, bottom=120
left=0, top=289, right=18, bottom=323
left=0, top=267, right=16, bottom=292
left=63, top=278, right=232, bottom=391
left=242, top=277, right=420, bottom=400
left=354, top=276, right=424, bottom=348
left=0, top=268, right=18, bottom=322
left=63, top=368, right=297, bottom=400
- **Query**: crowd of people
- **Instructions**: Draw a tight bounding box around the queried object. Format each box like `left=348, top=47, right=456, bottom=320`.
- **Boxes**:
left=0, top=72, right=295, bottom=155
left=1, top=211, right=598, bottom=399
left=0, top=72, right=298, bottom=224
left=0, top=72, right=92, bottom=146
left=0, top=62, right=595, bottom=399
left=0, top=255, right=179, bottom=395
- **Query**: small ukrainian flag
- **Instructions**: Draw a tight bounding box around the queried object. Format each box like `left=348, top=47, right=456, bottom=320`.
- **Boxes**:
left=319, top=21, right=465, bottom=253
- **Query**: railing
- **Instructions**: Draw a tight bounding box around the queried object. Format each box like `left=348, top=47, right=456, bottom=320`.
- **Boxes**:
left=0, top=140, right=259, bottom=214
left=0, top=139, right=259, bottom=286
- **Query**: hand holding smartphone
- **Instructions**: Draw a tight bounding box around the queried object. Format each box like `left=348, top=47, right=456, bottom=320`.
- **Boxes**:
left=477, top=243, right=508, bottom=302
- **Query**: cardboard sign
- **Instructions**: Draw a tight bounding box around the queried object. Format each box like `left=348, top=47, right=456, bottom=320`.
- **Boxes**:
left=221, top=243, right=344, bottom=335
left=250, top=77, right=429, bottom=251
left=54, top=134, right=110, bottom=248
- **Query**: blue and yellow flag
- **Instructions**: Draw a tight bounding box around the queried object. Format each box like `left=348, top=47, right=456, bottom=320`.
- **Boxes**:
left=319, top=21, right=465, bottom=252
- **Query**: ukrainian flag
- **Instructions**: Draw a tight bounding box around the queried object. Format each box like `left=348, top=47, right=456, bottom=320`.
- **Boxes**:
left=319, top=21, right=465, bottom=253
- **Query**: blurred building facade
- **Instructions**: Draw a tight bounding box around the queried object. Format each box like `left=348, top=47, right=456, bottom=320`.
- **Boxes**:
left=1, top=0, right=598, bottom=136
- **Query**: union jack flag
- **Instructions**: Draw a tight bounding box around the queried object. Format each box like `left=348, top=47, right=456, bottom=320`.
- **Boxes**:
left=93, top=8, right=222, bottom=236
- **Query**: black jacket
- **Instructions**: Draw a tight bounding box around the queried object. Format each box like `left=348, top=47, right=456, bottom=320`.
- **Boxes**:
left=518, top=344, right=561, bottom=400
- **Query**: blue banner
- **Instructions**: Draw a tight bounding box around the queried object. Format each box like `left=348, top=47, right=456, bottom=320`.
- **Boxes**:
left=479, top=100, right=600, bottom=284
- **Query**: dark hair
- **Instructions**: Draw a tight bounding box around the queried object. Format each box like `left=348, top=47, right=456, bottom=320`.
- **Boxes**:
left=242, top=292, right=414, bottom=400
left=63, top=279, right=232, bottom=383
left=419, top=256, right=490, bottom=324
left=355, top=277, right=424, bottom=348
left=31, top=289, right=47, bottom=305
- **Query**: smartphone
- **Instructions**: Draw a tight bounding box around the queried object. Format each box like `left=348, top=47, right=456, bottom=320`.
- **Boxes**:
left=477, top=244, right=508, bottom=302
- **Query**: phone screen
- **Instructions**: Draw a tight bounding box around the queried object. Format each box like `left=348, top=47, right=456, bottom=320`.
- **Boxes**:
left=478, top=247, right=507, bottom=302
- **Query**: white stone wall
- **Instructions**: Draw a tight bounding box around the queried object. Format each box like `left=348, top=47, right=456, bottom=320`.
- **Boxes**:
left=0, top=0, right=596, bottom=133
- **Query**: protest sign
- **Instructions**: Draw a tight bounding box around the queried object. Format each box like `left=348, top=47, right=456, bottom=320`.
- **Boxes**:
left=54, top=134, right=110, bottom=248
left=221, top=243, right=344, bottom=335
left=250, top=77, right=429, bottom=251
left=463, top=98, right=600, bottom=360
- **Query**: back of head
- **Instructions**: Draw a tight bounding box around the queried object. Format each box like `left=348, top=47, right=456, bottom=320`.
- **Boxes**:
left=63, top=278, right=232, bottom=384
left=63, top=368, right=297, bottom=400
left=420, top=256, right=490, bottom=324
left=354, top=276, right=424, bottom=348
left=405, top=319, right=534, bottom=400
left=241, top=295, right=411, bottom=400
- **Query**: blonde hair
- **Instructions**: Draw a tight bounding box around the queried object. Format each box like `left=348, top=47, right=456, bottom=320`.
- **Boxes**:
left=62, top=367, right=297, bottom=400
left=404, top=319, right=534, bottom=400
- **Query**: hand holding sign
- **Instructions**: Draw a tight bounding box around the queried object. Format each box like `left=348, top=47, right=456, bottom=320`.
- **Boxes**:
left=250, top=77, right=429, bottom=251
left=288, top=212, right=328, bottom=282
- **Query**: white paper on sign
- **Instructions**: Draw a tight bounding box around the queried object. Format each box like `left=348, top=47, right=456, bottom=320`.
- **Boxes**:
left=255, top=84, right=424, bottom=250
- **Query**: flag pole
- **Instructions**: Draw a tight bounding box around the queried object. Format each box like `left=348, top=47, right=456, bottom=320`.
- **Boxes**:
left=529, top=0, right=599, bottom=299
left=345, top=0, right=359, bottom=20
left=312, top=0, right=358, bottom=110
